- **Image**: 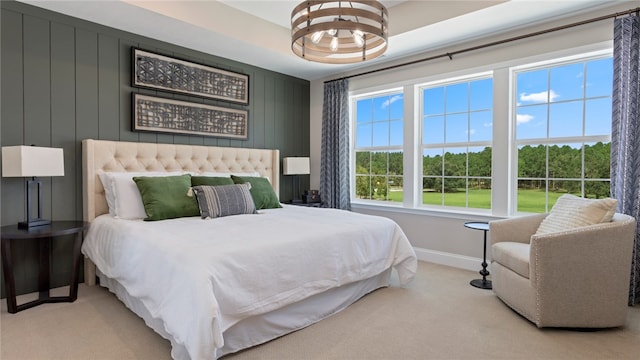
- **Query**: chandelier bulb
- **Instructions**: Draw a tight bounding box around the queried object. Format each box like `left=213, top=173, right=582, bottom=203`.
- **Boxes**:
left=353, top=30, right=364, bottom=48
left=310, top=31, right=324, bottom=44
left=330, top=36, right=339, bottom=52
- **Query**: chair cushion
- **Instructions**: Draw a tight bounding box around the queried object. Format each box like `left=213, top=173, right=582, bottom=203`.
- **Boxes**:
left=492, top=242, right=530, bottom=279
left=535, top=194, right=617, bottom=234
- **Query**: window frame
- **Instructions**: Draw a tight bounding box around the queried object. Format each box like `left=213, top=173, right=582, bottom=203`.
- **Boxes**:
left=417, top=72, right=494, bottom=211
left=509, top=50, right=613, bottom=214
left=348, top=46, right=613, bottom=218
left=350, top=88, right=405, bottom=204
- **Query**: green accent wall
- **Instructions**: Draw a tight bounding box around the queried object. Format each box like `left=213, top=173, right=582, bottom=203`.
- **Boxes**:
left=0, top=1, right=310, bottom=297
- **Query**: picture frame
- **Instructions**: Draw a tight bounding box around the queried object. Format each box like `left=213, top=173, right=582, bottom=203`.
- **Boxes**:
left=132, top=94, right=248, bottom=140
left=132, top=48, right=249, bottom=105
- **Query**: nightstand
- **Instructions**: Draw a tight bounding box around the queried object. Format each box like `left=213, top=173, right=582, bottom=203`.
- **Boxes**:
left=1, top=220, right=90, bottom=313
left=284, top=201, right=322, bottom=208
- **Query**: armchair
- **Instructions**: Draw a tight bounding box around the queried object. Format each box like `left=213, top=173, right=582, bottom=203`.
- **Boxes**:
left=489, top=212, right=636, bottom=328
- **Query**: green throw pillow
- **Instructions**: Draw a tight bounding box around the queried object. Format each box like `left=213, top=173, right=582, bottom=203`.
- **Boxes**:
left=191, top=176, right=235, bottom=186
left=133, top=174, right=200, bottom=221
left=231, top=175, right=282, bottom=210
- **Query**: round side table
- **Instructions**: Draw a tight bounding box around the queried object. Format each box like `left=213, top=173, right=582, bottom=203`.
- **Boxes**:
left=1, top=220, right=90, bottom=313
left=464, top=221, right=492, bottom=290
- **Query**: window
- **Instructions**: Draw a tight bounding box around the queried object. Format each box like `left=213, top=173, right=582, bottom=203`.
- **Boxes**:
left=353, top=92, right=404, bottom=202
left=349, top=49, right=612, bottom=216
left=514, top=56, right=612, bottom=213
left=421, top=76, right=493, bottom=209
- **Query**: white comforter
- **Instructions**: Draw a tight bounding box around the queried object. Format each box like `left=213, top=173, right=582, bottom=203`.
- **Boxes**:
left=82, top=205, right=417, bottom=359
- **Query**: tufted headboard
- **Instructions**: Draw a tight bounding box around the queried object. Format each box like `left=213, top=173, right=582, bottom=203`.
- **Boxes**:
left=82, top=139, right=280, bottom=222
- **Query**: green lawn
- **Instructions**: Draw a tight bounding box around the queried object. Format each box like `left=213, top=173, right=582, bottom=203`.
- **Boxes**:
left=516, top=190, right=567, bottom=213
left=381, top=189, right=569, bottom=213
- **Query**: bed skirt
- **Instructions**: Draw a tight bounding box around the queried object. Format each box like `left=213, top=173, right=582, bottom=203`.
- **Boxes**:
left=96, top=268, right=392, bottom=359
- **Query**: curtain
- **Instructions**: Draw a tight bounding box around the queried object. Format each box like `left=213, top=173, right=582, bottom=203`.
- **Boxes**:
left=611, top=13, right=640, bottom=306
left=320, top=79, right=351, bottom=210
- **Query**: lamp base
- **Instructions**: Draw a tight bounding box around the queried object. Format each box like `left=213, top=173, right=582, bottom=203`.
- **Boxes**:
left=18, top=219, right=51, bottom=229
left=19, top=178, right=51, bottom=230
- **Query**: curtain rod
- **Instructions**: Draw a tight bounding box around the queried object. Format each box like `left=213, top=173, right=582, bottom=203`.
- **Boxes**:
left=325, top=6, right=640, bottom=84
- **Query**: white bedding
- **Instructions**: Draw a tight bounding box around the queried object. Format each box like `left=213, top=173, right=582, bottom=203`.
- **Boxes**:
left=82, top=205, right=417, bottom=359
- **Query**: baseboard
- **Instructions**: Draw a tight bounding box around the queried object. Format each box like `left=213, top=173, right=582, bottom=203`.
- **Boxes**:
left=414, top=247, right=491, bottom=273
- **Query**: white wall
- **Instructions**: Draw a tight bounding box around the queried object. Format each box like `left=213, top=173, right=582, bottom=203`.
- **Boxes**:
left=309, top=3, right=631, bottom=270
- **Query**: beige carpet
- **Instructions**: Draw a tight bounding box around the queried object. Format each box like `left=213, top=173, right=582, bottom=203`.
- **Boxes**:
left=1, top=261, right=639, bottom=359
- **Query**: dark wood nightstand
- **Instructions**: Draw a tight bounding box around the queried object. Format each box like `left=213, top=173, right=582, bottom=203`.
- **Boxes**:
left=284, top=201, right=322, bottom=208
left=1, top=220, right=90, bottom=313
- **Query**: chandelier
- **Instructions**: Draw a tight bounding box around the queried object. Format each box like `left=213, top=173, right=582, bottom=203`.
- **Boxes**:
left=291, top=1, right=389, bottom=64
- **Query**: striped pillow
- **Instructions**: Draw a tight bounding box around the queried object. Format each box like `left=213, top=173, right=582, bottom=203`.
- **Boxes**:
left=535, top=194, right=618, bottom=234
left=192, top=184, right=257, bottom=219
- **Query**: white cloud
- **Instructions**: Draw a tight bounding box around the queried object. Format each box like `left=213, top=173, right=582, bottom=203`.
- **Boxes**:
left=519, top=90, right=559, bottom=102
left=466, top=129, right=477, bottom=135
left=381, top=95, right=403, bottom=109
left=517, top=114, right=534, bottom=124
left=483, top=122, right=492, bottom=127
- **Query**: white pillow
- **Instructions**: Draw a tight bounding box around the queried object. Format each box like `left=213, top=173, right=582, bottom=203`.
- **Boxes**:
left=98, top=171, right=184, bottom=219
left=535, top=194, right=618, bottom=234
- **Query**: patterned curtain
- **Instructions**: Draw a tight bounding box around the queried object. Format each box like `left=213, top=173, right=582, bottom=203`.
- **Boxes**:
left=320, top=79, right=351, bottom=210
left=611, top=13, right=640, bottom=306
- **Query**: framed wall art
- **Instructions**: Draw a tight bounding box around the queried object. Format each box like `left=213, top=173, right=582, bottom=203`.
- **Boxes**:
left=132, top=94, right=248, bottom=139
left=133, top=48, right=249, bottom=105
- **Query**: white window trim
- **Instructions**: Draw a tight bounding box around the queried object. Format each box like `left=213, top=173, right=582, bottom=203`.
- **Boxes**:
left=349, top=42, right=613, bottom=218
left=416, top=72, right=494, bottom=210
left=350, top=88, right=404, bottom=203
left=508, top=49, right=613, bottom=214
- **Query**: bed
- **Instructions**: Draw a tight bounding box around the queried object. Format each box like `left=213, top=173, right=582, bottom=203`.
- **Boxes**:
left=81, top=139, right=418, bottom=360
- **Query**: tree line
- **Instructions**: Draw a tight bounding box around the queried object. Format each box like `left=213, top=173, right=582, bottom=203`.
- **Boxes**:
left=355, top=142, right=611, bottom=200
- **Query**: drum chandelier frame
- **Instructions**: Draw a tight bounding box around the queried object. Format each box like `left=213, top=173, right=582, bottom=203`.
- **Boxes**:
left=291, top=1, right=389, bottom=64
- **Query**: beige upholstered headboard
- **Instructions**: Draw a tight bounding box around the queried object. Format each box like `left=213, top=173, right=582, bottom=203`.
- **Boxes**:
left=81, top=139, right=280, bottom=285
left=82, top=139, right=280, bottom=222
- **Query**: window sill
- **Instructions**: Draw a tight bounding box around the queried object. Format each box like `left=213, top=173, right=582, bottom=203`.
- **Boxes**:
left=351, top=201, right=505, bottom=222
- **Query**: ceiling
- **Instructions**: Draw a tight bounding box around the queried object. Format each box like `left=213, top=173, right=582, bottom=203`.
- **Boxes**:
left=19, top=0, right=630, bottom=81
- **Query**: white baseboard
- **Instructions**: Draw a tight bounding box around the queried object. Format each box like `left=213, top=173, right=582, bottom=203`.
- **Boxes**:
left=413, top=247, right=491, bottom=273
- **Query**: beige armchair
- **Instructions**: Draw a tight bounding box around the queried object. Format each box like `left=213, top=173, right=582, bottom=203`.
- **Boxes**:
left=489, top=212, right=636, bottom=328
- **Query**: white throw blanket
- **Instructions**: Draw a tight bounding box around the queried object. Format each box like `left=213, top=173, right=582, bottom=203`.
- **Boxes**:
left=82, top=205, right=417, bottom=359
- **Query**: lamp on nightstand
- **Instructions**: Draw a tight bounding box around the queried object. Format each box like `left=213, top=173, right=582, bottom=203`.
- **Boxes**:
left=2, top=145, right=65, bottom=229
left=283, top=157, right=310, bottom=204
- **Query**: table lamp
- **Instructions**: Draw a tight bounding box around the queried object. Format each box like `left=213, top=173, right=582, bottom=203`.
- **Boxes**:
left=283, top=157, right=310, bottom=203
left=2, top=145, right=65, bottom=229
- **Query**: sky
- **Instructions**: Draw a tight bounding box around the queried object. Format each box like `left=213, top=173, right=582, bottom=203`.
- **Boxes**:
left=515, top=57, right=612, bottom=140
left=355, top=56, right=613, bottom=152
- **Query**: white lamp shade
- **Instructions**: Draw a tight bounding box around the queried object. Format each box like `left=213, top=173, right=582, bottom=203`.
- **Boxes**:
left=2, top=146, right=65, bottom=177
left=283, top=157, right=310, bottom=175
